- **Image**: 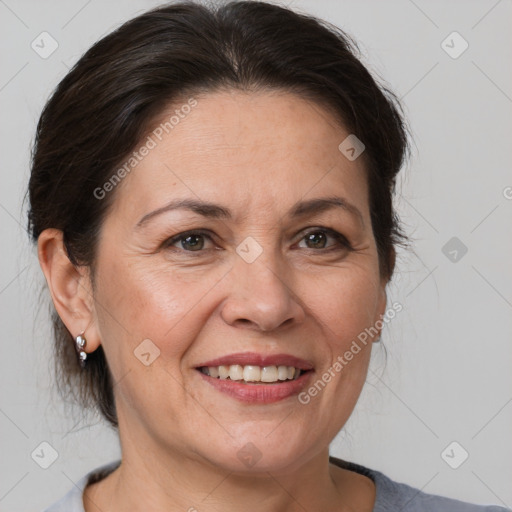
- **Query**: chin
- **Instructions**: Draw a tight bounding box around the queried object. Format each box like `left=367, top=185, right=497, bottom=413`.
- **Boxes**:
left=195, top=428, right=318, bottom=475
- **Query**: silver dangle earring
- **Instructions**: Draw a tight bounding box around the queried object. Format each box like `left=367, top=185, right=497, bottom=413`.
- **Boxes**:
left=75, top=333, right=87, bottom=368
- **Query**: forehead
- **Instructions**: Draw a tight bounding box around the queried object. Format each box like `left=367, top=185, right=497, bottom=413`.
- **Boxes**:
left=109, top=90, right=370, bottom=224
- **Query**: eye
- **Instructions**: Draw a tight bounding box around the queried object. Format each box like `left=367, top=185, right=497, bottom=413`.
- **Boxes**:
left=162, top=227, right=352, bottom=255
left=163, top=231, right=215, bottom=252
left=297, top=228, right=352, bottom=251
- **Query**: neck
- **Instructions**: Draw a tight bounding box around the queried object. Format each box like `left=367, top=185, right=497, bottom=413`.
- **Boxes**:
left=83, top=418, right=374, bottom=512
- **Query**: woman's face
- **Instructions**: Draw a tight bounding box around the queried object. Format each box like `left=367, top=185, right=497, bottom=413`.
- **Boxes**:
left=89, top=90, right=388, bottom=473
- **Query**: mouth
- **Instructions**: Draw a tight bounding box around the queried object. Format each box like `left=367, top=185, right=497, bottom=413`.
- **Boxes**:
left=196, top=364, right=310, bottom=384
left=194, top=353, right=314, bottom=403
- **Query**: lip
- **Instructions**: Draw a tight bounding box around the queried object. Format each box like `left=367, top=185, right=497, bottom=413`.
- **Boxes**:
left=196, top=368, right=314, bottom=403
left=196, top=352, right=314, bottom=371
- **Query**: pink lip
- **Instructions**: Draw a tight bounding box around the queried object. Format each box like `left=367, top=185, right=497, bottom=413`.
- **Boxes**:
left=196, top=369, right=314, bottom=403
left=196, top=352, right=314, bottom=371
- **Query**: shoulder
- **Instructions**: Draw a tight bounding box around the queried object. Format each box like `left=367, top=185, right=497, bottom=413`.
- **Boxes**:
left=329, top=456, right=510, bottom=512
left=41, top=460, right=121, bottom=512
left=370, top=467, right=509, bottom=512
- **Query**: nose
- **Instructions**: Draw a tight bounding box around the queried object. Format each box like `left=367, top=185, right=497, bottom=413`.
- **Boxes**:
left=220, top=253, right=305, bottom=332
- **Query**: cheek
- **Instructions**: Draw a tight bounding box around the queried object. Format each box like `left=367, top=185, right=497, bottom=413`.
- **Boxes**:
left=303, top=265, right=381, bottom=345
left=92, top=254, right=225, bottom=372
left=91, top=256, right=219, bottom=425
left=297, top=266, right=380, bottom=411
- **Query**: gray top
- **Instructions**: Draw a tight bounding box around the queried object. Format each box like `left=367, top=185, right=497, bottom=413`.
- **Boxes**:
left=42, top=456, right=510, bottom=511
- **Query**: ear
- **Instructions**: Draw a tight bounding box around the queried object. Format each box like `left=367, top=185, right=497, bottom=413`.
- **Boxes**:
left=37, top=229, right=101, bottom=354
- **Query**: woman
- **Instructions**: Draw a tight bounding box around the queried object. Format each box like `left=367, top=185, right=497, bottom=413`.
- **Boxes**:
left=28, top=1, right=509, bottom=511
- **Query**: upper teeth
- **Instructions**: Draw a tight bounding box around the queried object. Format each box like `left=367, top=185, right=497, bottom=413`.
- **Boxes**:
left=200, top=365, right=301, bottom=383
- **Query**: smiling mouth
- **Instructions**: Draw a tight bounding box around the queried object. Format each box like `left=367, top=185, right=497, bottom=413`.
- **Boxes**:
left=197, top=365, right=311, bottom=384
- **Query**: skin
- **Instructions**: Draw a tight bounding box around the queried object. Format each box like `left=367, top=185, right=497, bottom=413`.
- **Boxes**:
left=38, top=90, right=393, bottom=511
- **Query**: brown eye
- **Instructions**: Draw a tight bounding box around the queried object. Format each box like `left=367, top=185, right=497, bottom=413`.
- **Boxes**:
left=163, top=231, right=214, bottom=252
left=297, top=228, right=352, bottom=251
left=179, top=234, right=205, bottom=251
left=304, top=231, right=328, bottom=249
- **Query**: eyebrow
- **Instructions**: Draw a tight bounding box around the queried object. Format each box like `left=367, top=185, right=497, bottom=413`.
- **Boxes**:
left=135, top=195, right=364, bottom=228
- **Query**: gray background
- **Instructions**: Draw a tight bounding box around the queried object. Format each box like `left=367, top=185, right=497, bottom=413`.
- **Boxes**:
left=1, top=0, right=511, bottom=510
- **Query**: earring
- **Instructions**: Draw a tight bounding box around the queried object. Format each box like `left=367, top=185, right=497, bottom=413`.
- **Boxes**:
left=75, top=333, right=87, bottom=368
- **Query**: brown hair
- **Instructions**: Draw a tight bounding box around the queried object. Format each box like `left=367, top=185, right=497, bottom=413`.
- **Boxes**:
left=27, top=0, right=409, bottom=428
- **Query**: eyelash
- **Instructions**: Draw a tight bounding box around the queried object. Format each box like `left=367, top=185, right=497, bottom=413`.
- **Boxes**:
left=161, top=227, right=353, bottom=255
